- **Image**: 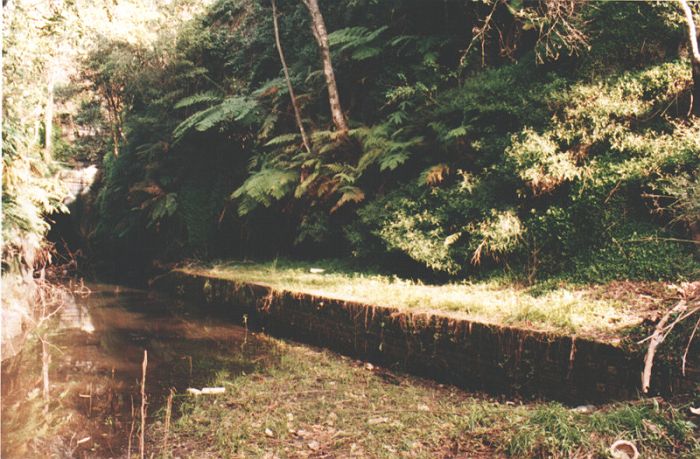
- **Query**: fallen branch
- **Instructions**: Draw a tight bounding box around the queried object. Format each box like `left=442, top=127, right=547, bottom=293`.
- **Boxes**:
left=641, top=281, right=700, bottom=394
left=641, top=301, right=686, bottom=394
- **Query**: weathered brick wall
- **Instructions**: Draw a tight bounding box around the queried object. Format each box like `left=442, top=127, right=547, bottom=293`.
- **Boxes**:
left=153, top=270, right=698, bottom=404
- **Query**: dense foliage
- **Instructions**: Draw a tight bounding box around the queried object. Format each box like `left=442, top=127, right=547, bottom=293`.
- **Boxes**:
left=64, top=0, right=699, bottom=282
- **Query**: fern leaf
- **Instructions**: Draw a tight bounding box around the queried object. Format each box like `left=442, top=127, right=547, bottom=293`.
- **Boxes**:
left=172, top=96, right=259, bottom=143
left=174, top=91, right=222, bottom=109
left=231, top=168, right=297, bottom=215
left=378, top=151, right=409, bottom=171
left=331, top=186, right=365, bottom=213
left=194, top=97, right=258, bottom=132
left=264, top=133, right=300, bottom=147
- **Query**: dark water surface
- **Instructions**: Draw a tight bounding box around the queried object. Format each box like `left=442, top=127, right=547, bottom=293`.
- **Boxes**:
left=2, top=283, right=272, bottom=458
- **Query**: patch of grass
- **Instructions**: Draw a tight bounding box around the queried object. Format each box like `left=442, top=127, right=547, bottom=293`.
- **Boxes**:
left=149, top=336, right=699, bottom=458
left=181, top=259, right=643, bottom=340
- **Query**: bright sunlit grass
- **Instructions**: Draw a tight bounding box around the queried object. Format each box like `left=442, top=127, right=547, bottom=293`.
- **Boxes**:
left=180, top=259, right=641, bottom=340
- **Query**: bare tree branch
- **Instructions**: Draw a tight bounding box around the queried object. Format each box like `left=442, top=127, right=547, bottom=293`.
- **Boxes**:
left=271, top=0, right=312, bottom=155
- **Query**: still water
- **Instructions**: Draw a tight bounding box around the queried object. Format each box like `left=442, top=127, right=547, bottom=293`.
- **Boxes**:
left=2, top=283, right=272, bottom=458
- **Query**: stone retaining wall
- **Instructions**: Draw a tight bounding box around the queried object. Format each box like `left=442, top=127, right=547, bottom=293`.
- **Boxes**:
left=153, top=270, right=698, bottom=404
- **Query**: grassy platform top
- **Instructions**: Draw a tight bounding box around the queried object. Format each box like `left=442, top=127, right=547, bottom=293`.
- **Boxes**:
left=178, top=259, right=680, bottom=342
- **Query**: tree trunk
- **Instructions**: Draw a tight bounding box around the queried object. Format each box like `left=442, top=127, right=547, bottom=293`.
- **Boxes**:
left=679, top=0, right=700, bottom=116
left=302, top=0, right=349, bottom=133
left=44, top=76, right=54, bottom=161
left=272, top=0, right=313, bottom=154
left=692, top=60, right=700, bottom=117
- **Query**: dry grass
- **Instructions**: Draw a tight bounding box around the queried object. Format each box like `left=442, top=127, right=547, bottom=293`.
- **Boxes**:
left=180, top=259, right=655, bottom=341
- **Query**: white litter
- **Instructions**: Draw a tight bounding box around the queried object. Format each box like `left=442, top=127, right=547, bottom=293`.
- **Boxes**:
left=187, top=387, right=225, bottom=395
left=201, top=387, right=226, bottom=394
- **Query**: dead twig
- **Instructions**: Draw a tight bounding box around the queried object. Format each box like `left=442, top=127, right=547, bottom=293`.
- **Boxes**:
left=682, top=312, right=700, bottom=376
left=128, top=395, right=135, bottom=459
left=140, top=350, right=148, bottom=459
left=162, top=388, right=174, bottom=453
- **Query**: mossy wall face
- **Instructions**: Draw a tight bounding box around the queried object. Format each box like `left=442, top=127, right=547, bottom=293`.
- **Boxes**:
left=153, top=270, right=697, bottom=404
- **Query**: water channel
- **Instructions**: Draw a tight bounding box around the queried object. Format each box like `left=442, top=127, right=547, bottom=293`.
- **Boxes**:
left=2, top=283, right=273, bottom=457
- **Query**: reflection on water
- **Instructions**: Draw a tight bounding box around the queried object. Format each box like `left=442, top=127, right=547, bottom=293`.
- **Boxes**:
left=2, top=282, right=276, bottom=458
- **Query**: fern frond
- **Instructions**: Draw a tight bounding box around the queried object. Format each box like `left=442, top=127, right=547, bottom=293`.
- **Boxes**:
left=331, top=186, right=365, bottom=213
left=172, top=96, right=259, bottom=143
left=194, top=97, right=258, bottom=132
left=174, top=91, right=223, bottom=110
left=328, top=26, right=388, bottom=61
left=264, top=133, right=300, bottom=147
left=378, top=151, right=410, bottom=171
left=231, top=168, right=297, bottom=215
left=252, top=77, right=286, bottom=97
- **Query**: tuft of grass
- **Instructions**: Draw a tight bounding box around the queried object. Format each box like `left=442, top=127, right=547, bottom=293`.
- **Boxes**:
left=181, top=259, right=643, bottom=340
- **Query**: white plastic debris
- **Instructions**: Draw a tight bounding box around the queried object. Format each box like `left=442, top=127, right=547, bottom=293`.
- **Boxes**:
left=187, top=387, right=225, bottom=395
left=309, top=268, right=325, bottom=274
left=609, top=439, right=639, bottom=459
left=201, top=387, right=226, bottom=394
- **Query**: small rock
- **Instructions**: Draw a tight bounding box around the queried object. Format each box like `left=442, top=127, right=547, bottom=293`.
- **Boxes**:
left=264, top=428, right=274, bottom=438
left=690, top=406, right=700, bottom=416
left=307, top=440, right=320, bottom=451
left=364, top=363, right=374, bottom=371
left=642, top=419, right=663, bottom=436
left=368, top=416, right=389, bottom=425
left=573, top=404, right=596, bottom=414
